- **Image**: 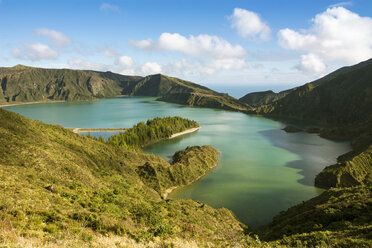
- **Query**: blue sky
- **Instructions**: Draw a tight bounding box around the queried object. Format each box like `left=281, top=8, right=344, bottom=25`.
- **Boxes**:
left=1, top=0, right=372, bottom=96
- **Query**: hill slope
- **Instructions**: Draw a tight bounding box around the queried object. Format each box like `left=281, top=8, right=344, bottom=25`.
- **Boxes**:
left=0, top=108, right=249, bottom=247
left=0, top=65, right=141, bottom=103
left=259, top=186, right=372, bottom=247
left=255, top=59, right=372, bottom=125
left=133, top=74, right=252, bottom=111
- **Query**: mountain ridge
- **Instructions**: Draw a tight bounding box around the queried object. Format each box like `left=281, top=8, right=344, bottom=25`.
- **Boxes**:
left=240, top=58, right=372, bottom=109
left=0, top=65, right=252, bottom=112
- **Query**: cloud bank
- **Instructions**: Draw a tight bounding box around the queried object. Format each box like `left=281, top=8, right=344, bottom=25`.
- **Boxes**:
left=34, top=28, right=72, bottom=47
left=278, top=7, right=372, bottom=73
left=12, top=43, right=59, bottom=61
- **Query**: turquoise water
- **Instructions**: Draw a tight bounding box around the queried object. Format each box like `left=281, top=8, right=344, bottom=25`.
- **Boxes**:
left=4, top=97, right=350, bottom=227
left=80, top=131, right=124, bottom=141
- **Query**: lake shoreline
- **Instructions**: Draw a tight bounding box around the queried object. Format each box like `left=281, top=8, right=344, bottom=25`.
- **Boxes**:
left=163, top=158, right=218, bottom=200
left=0, top=100, right=67, bottom=108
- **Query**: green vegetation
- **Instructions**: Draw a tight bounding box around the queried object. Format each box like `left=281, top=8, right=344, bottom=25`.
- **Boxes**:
left=159, top=91, right=251, bottom=111
left=315, top=118, right=372, bottom=189
left=240, top=58, right=372, bottom=109
left=137, top=145, right=218, bottom=197
left=130, top=73, right=251, bottom=111
left=282, top=125, right=303, bottom=133
left=0, top=65, right=141, bottom=103
left=255, top=59, right=372, bottom=125
left=0, top=108, right=253, bottom=247
left=107, top=116, right=199, bottom=149
left=259, top=186, right=372, bottom=247
left=239, top=89, right=293, bottom=107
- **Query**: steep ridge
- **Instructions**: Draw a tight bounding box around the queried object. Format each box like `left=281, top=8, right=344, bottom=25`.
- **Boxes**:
left=256, top=66, right=372, bottom=124
left=240, top=58, right=372, bottom=108
left=0, top=65, right=141, bottom=103
left=133, top=74, right=252, bottom=111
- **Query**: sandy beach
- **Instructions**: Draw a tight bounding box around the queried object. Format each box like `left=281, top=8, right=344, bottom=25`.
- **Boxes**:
left=71, top=128, right=128, bottom=133
left=169, top=127, right=201, bottom=139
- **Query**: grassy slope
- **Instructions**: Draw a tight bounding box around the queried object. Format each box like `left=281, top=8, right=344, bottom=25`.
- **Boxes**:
left=0, top=108, right=250, bottom=247
left=260, top=186, right=372, bottom=247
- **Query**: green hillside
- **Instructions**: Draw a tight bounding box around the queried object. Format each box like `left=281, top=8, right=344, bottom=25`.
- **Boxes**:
left=239, top=89, right=293, bottom=107
left=0, top=65, right=252, bottom=112
left=259, top=186, right=372, bottom=247
left=133, top=74, right=252, bottom=111
left=255, top=59, right=372, bottom=125
left=240, top=58, right=372, bottom=108
left=0, top=108, right=252, bottom=247
left=0, top=65, right=141, bottom=103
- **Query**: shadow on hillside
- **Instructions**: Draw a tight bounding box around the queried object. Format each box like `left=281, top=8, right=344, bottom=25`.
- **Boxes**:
left=259, top=128, right=328, bottom=187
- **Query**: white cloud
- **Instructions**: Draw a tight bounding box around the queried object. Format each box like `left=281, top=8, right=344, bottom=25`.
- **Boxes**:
left=117, top=56, right=134, bottom=67
left=11, top=48, right=21, bottom=58
left=297, top=53, right=326, bottom=73
left=69, top=58, right=106, bottom=71
left=119, top=68, right=136, bottom=75
left=230, top=8, right=271, bottom=41
left=141, top=62, right=162, bottom=75
left=12, top=43, right=59, bottom=61
left=104, top=48, right=117, bottom=57
left=163, top=57, right=247, bottom=76
left=34, top=28, right=72, bottom=47
left=100, top=3, right=119, bottom=12
left=278, top=7, right=372, bottom=71
left=129, top=39, right=153, bottom=50
left=200, top=58, right=247, bottom=75
left=131, top=32, right=249, bottom=75
left=173, top=58, right=196, bottom=70
left=131, top=33, right=247, bottom=59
